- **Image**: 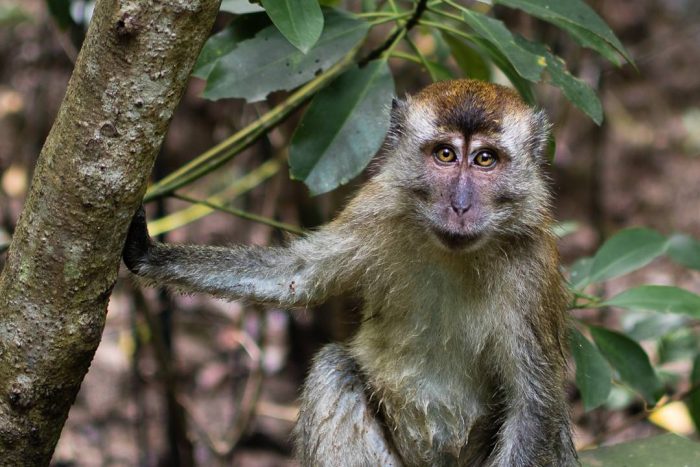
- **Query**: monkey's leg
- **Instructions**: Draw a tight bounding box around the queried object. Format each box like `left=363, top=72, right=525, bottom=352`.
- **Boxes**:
left=293, top=344, right=403, bottom=467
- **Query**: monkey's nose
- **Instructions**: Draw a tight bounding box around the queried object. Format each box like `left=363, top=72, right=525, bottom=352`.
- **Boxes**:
left=451, top=203, right=471, bottom=215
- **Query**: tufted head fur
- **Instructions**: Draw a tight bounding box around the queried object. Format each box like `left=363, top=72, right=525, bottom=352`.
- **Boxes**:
left=376, top=79, right=552, bottom=252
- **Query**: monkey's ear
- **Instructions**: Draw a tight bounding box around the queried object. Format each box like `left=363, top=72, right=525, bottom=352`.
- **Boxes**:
left=386, top=97, right=408, bottom=147
left=530, top=110, right=552, bottom=163
left=390, top=97, right=408, bottom=122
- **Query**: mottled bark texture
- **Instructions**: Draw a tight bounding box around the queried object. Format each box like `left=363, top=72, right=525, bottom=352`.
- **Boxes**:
left=0, top=0, right=220, bottom=463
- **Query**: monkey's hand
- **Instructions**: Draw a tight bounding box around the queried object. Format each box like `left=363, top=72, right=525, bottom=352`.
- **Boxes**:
left=122, top=205, right=153, bottom=275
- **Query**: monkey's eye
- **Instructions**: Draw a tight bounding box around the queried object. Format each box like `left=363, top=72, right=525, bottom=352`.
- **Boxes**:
left=473, top=150, right=498, bottom=168
left=433, top=146, right=457, bottom=163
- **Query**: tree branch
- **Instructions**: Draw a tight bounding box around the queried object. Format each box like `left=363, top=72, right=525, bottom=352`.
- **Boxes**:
left=0, top=0, right=220, bottom=463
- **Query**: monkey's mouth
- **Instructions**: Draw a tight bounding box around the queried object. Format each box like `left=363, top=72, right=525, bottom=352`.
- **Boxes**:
left=431, top=228, right=482, bottom=250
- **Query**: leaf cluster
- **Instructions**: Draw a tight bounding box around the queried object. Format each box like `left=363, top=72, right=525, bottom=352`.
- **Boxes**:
left=155, top=0, right=631, bottom=199
left=567, top=229, right=700, bottom=424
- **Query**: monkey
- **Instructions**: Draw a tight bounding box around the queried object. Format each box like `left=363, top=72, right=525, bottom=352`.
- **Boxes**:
left=123, top=79, right=578, bottom=466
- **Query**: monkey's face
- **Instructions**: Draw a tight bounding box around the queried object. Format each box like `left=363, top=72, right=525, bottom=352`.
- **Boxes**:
left=419, top=132, right=508, bottom=250
left=383, top=80, right=551, bottom=251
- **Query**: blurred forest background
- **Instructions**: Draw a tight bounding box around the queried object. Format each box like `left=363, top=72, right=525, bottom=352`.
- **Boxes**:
left=1, top=0, right=700, bottom=465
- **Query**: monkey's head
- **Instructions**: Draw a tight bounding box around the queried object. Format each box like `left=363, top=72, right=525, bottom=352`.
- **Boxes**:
left=379, top=79, right=552, bottom=251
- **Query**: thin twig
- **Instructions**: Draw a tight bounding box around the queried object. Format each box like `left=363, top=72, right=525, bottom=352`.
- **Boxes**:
left=148, top=157, right=282, bottom=236
left=171, top=193, right=304, bottom=235
left=176, top=327, right=265, bottom=459
left=255, top=400, right=299, bottom=423
left=404, top=35, right=438, bottom=80
left=390, top=50, right=424, bottom=64
left=128, top=293, right=152, bottom=465
left=222, top=326, right=265, bottom=454
left=359, top=0, right=430, bottom=66
left=418, top=19, right=477, bottom=43
left=131, top=286, right=194, bottom=464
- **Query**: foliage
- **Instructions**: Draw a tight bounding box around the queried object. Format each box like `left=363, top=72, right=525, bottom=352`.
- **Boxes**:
left=567, top=227, right=700, bottom=422
left=579, top=433, right=700, bottom=466
left=169, top=0, right=629, bottom=197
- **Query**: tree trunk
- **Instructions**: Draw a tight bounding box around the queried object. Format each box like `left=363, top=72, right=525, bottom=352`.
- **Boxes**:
left=0, top=0, right=220, bottom=464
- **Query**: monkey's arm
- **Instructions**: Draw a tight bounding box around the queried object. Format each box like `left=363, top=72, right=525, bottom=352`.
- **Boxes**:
left=122, top=207, right=364, bottom=306
left=492, top=339, right=577, bottom=467
left=491, top=295, right=578, bottom=466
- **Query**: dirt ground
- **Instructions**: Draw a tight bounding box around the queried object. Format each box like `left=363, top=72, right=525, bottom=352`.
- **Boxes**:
left=1, top=1, right=700, bottom=465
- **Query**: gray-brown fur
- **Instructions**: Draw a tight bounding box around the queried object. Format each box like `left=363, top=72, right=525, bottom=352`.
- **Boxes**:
left=293, top=344, right=403, bottom=465
left=123, top=79, right=577, bottom=466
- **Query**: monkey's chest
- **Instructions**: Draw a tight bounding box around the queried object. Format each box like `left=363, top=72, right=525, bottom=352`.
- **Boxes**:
left=353, top=276, right=502, bottom=465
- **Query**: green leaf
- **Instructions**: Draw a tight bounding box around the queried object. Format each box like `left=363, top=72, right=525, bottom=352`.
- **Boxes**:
left=548, top=19, right=625, bottom=66
left=289, top=60, right=394, bottom=195
left=467, top=36, right=536, bottom=104
left=666, top=233, right=700, bottom=271
left=544, top=51, right=603, bottom=124
left=425, top=60, right=454, bottom=82
left=261, top=0, right=324, bottom=53
left=460, top=9, right=544, bottom=82
left=657, top=328, right=698, bottom=364
left=493, top=0, right=632, bottom=64
left=567, top=256, right=592, bottom=289
left=588, top=325, right=664, bottom=404
left=585, top=228, right=667, bottom=286
left=204, top=9, right=369, bottom=102
left=579, top=433, right=700, bottom=467
left=568, top=327, right=612, bottom=411
left=431, top=29, right=452, bottom=63
left=220, top=0, right=265, bottom=13
left=551, top=220, right=579, bottom=238
left=361, top=0, right=377, bottom=12
left=624, top=311, right=686, bottom=341
left=515, top=36, right=603, bottom=124
left=545, top=132, right=556, bottom=162
left=687, top=353, right=700, bottom=431
left=193, top=13, right=270, bottom=79
left=603, top=285, right=700, bottom=319
left=441, top=32, right=491, bottom=82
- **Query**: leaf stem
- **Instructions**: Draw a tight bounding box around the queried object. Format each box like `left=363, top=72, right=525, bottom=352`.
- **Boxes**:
left=359, top=0, right=430, bottom=65
left=574, top=290, right=603, bottom=302
left=442, top=0, right=483, bottom=15
left=389, top=50, right=424, bottom=64
left=427, top=3, right=465, bottom=23
left=148, top=157, right=283, bottom=236
left=171, top=193, right=304, bottom=235
left=404, top=35, right=436, bottom=80
left=418, top=19, right=477, bottom=43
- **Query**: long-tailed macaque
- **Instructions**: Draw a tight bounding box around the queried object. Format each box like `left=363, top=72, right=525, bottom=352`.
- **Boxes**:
left=123, top=79, right=577, bottom=466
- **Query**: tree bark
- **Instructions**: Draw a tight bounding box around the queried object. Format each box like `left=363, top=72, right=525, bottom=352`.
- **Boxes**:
left=0, top=0, right=220, bottom=464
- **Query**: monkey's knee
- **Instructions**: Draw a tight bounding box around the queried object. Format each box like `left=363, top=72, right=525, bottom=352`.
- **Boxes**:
left=293, top=344, right=402, bottom=467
